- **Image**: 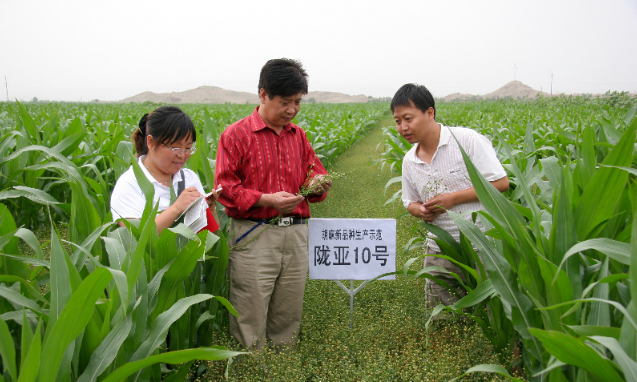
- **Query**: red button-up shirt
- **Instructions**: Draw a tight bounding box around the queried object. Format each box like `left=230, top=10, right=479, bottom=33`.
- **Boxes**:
left=215, top=107, right=328, bottom=220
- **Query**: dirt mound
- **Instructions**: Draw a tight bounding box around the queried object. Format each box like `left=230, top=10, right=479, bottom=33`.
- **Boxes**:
left=443, top=81, right=549, bottom=102
left=304, top=91, right=369, bottom=103
left=483, top=80, right=548, bottom=100
left=121, top=86, right=370, bottom=104
left=121, top=86, right=259, bottom=104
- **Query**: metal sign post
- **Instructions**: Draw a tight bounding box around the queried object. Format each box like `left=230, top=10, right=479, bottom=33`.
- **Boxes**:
left=308, top=218, right=396, bottom=329
left=333, top=279, right=374, bottom=329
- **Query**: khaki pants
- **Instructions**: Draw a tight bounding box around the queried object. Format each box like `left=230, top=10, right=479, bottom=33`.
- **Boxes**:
left=228, top=219, right=309, bottom=350
left=423, top=245, right=478, bottom=307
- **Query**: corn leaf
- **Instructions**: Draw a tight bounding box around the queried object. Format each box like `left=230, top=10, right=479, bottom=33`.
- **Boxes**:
left=16, top=320, right=41, bottom=382
left=529, top=328, right=623, bottom=382
left=38, top=268, right=113, bottom=382
left=76, top=310, right=133, bottom=382
left=102, top=347, right=244, bottom=382
left=575, top=117, right=637, bottom=239
left=0, top=316, right=17, bottom=381
left=450, top=364, right=524, bottom=382
left=128, top=294, right=214, bottom=380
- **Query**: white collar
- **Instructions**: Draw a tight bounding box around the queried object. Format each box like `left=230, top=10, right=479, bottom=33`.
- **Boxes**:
left=405, top=124, right=450, bottom=164
left=138, top=155, right=183, bottom=188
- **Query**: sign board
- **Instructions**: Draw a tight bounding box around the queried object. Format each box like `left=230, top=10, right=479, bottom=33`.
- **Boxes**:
left=308, top=218, right=396, bottom=280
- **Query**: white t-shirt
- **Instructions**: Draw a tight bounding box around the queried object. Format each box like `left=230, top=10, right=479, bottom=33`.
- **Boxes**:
left=401, top=124, right=507, bottom=251
left=110, top=155, right=206, bottom=221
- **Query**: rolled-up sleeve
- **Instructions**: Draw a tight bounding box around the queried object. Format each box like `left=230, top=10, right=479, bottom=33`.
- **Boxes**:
left=401, top=162, right=420, bottom=209
left=469, top=133, right=507, bottom=181
left=305, top=137, right=329, bottom=203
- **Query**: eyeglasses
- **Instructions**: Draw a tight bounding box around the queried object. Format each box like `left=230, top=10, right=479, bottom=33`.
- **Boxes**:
left=164, top=144, right=197, bottom=155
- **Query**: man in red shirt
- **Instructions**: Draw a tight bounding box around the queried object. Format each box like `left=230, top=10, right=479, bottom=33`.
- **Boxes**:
left=215, top=58, right=331, bottom=351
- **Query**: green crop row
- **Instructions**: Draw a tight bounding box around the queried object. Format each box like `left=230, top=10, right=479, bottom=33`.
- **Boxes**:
left=378, top=95, right=637, bottom=381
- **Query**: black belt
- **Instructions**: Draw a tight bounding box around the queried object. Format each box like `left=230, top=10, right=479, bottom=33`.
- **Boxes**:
left=235, top=217, right=308, bottom=244
left=246, top=217, right=308, bottom=226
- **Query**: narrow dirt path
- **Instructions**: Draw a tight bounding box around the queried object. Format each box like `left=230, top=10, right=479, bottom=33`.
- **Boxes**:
left=310, top=115, right=401, bottom=220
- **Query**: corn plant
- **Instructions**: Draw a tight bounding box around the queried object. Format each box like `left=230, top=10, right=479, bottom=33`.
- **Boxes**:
left=0, top=150, right=244, bottom=381
left=406, top=111, right=636, bottom=380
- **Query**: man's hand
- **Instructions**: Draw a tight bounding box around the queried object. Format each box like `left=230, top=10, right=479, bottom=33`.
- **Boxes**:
left=257, top=191, right=304, bottom=215
left=306, top=175, right=332, bottom=195
left=423, top=193, right=456, bottom=216
left=206, top=188, right=222, bottom=208
left=418, top=204, right=438, bottom=222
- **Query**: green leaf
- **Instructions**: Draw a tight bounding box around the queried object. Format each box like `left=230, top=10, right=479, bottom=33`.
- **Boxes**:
left=213, top=296, right=238, bottom=318
left=0, top=186, right=60, bottom=205
left=20, top=309, right=34, bottom=367
left=46, top=222, right=72, bottom=337
left=16, top=320, right=41, bottom=382
left=0, top=316, right=17, bottom=381
left=0, top=285, right=43, bottom=313
left=69, top=222, right=113, bottom=269
left=529, top=329, right=623, bottom=382
left=0, top=253, right=50, bottom=268
left=101, top=347, right=244, bottom=382
left=76, top=311, right=133, bottom=382
left=450, top=364, right=525, bottom=382
left=17, top=101, right=40, bottom=144
left=102, top=236, right=127, bottom=270
left=0, top=145, right=88, bottom=188
left=575, top=117, right=637, bottom=239
left=630, top=203, right=637, bottom=306
left=194, top=311, right=215, bottom=331
left=559, top=239, right=631, bottom=273
left=448, top=210, right=542, bottom=353
left=52, top=131, right=87, bottom=157
left=167, top=223, right=200, bottom=242
left=14, top=228, right=45, bottom=260
left=39, top=268, right=113, bottom=382
left=591, top=336, right=637, bottom=382
left=0, top=275, right=47, bottom=304
left=568, top=325, right=621, bottom=339
left=450, top=279, right=494, bottom=310
left=152, top=231, right=208, bottom=319
left=162, top=361, right=195, bottom=382
left=131, top=295, right=213, bottom=363
left=69, top=182, right=103, bottom=260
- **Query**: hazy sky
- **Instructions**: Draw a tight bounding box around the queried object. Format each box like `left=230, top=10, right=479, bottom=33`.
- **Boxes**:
left=1, top=0, right=636, bottom=101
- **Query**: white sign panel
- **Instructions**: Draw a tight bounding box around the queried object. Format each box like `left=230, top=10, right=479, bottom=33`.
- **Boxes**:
left=308, top=218, right=396, bottom=280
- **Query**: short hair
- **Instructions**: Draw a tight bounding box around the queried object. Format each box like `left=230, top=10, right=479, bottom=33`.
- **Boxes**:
left=258, top=58, right=309, bottom=99
left=390, top=84, right=436, bottom=118
left=131, top=106, right=196, bottom=156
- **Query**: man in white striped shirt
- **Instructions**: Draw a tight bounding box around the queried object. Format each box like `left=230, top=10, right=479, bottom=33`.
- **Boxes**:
left=393, top=83, right=509, bottom=307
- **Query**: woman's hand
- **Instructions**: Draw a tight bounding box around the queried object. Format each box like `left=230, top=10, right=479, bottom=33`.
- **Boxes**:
left=206, top=188, right=222, bottom=208
left=172, top=186, right=202, bottom=215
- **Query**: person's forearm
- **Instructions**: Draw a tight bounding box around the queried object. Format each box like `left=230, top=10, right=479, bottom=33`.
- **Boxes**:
left=155, top=205, right=181, bottom=234
left=448, top=187, right=479, bottom=206
left=445, top=177, right=510, bottom=207
left=407, top=202, right=423, bottom=218
left=254, top=193, right=273, bottom=208
left=490, top=176, right=510, bottom=192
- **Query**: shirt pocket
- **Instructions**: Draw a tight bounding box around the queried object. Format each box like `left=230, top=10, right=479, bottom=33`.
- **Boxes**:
left=445, top=158, right=472, bottom=191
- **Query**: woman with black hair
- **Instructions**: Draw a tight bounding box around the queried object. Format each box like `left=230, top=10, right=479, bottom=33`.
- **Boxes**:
left=111, top=106, right=220, bottom=234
